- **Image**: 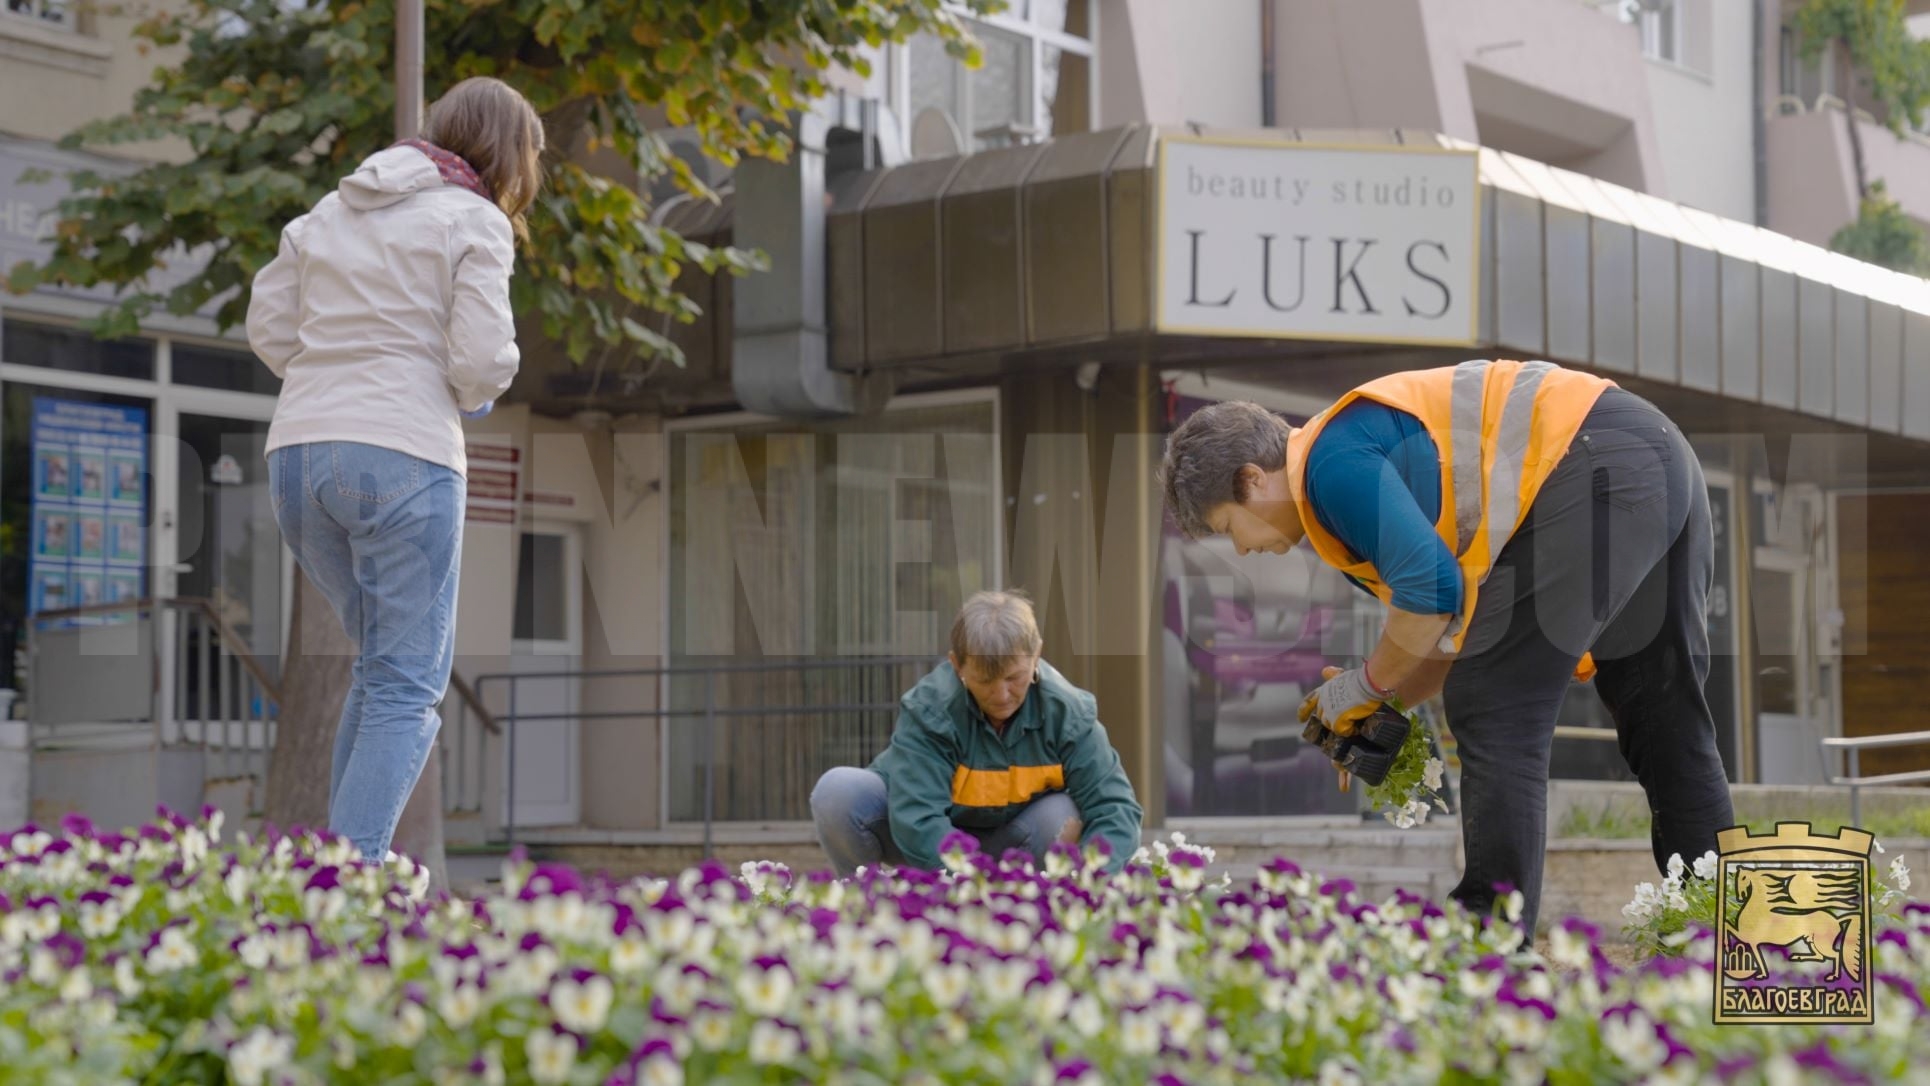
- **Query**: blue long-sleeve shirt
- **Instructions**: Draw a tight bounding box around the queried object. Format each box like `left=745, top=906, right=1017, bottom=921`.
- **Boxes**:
left=1303, top=400, right=1464, bottom=615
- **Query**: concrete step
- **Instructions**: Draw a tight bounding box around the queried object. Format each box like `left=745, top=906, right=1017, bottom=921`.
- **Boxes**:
left=1180, top=825, right=1462, bottom=875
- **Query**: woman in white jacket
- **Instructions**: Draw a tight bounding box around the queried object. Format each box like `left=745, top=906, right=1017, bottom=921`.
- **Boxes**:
left=246, top=77, right=543, bottom=864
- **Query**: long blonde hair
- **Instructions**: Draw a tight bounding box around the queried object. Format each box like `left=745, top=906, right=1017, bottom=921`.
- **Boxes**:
left=423, top=77, right=546, bottom=241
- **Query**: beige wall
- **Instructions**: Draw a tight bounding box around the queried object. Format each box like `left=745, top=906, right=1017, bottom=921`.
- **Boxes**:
left=0, top=1, right=182, bottom=159
left=1766, top=106, right=1930, bottom=247
left=453, top=410, right=669, bottom=832
left=1266, top=0, right=1664, bottom=192
left=1646, top=0, right=1755, bottom=220
left=1106, top=0, right=1261, bottom=128
left=526, top=415, right=666, bottom=831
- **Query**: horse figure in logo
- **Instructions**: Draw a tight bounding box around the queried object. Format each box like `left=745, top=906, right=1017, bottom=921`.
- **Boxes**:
left=1727, top=868, right=1864, bottom=982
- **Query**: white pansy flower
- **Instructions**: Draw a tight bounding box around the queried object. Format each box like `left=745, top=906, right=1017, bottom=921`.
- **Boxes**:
left=737, top=963, right=795, bottom=1017
left=1491, top=1008, right=1547, bottom=1050
left=28, top=948, right=60, bottom=987
left=391, top=1001, right=428, bottom=1047
left=691, top=1013, right=733, bottom=1051
left=610, top=934, right=652, bottom=975
left=1119, top=1009, right=1161, bottom=1056
left=551, top=974, right=615, bottom=1035
left=226, top=1027, right=294, bottom=1086
left=1623, top=882, right=1664, bottom=922
left=146, top=927, right=200, bottom=974
left=1889, top=856, right=1911, bottom=894
left=113, top=956, right=142, bottom=998
left=79, top=901, right=122, bottom=939
left=57, top=968, right=91, bottom=1004
left=1693, top=851, right=1719, bottom=881
left=1503, top=889, right=1525, bottom=924
left=1762, top=1055, right=1807, bottom=1086
left=1422, top=757, right=1445, bottom=790
left=639, top=1055, right=684, bottom=1086
left=1501, top=1053, right=1544, bottom=1086
left=437, top=984, right=484, bottom=1029
left=984, top=958, right=1031, bottom=1004
left=1165, top=1000, right=1205, bottom=1044
left=748, top=1021, right=800, bottom=1065
left=1665, top=853, right=1686, bottom=881
left=503, top=946, right=561, bottom=997
left=525, top=1029, right=575, bottom=1085
left=274, top=928, right=310, bottom=968
left=1069, top=994, right=1105, bottom=1038
left=1549, top=926, right=1594, bottom=970
left=1460, top=970, right=1502, bottom=1001
left=1386, top=972, right=1434, bottom=1021
left=922, top=962, right=971, bottom=1010
left=1600, top=1012, right=1666, bottom=1073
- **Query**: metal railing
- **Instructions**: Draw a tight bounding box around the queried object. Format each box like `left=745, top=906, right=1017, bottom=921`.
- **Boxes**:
left=32, top=596, right=496, bottom=823
left=441, top=670, right=500, bottom=817
left=1821, top=731, right=1930, bottom=827
left=466, top=656, right=939, bottom=855
left=29, top=597, right=282, bottom=811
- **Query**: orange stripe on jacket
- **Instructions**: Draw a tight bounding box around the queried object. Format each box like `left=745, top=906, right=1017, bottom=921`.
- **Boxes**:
left=951, top=764, right=1066, bottom=808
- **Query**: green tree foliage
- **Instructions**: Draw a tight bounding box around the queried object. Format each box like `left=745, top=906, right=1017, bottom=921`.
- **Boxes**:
left=1792, top=0, right=1930, bottom=200
left=1829, top=180, right=1930, bottom=273
left=7, top=0, right=989, bottom=365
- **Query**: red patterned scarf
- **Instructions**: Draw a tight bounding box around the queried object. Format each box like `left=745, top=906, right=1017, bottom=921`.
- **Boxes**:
left=393, top=138, right=494, bottom=203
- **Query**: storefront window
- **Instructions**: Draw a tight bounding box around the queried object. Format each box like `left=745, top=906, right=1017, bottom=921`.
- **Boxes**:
left=1, top=320, right=153, bottom=381
left=0, top=381, right=152, bottom=693
left=1159, top=395, right=1368, bottom=818
left=664, top=398, right=998, bottom=822
left=172, top=341, right=281, bottom=396
left=902, top=1, right=1093, bottom=156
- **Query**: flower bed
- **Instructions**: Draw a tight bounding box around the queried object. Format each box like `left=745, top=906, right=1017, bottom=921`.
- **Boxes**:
left=3, top=810, right=1930, bottom=1085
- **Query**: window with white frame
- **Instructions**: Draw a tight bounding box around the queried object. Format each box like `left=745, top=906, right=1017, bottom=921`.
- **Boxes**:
left=897, top=1, right=1095, bottom=159
left=4, top=0, right=72, bottom=29
left=1616, top=0, right=1682, bottom=65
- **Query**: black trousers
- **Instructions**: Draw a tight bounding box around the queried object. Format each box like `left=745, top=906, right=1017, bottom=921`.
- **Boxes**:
left=1443, top=388, right=1735, bottom=933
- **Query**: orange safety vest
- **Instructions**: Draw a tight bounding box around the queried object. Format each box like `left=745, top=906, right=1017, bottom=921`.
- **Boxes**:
left=1285, top=359, right=1615, bottom=676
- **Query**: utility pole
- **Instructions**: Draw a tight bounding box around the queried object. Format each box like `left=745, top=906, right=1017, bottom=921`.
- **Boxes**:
left=395, top=0, right=424, bottom=140
left=388, top=0, right=448, bottom=893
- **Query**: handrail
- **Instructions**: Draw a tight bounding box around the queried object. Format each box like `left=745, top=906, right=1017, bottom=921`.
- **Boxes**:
left=447, top=671, right=498, bottom=736
left=471, top=656, right=941, bottom=853
left=1820, top=730, right=1930, bottom=825
left=1822, top=730, right=1930, bottom=751
left=33, top=595, right=282, bottom=706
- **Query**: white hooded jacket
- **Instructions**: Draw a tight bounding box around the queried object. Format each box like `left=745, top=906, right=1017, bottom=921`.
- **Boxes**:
left=247, top=144, right=520, bottom=476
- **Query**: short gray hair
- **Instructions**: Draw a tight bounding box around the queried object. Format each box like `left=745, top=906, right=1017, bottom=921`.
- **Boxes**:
left=1158, top=400, right=1290, bottom=538
left=950, top=590, right=1043, bottom=677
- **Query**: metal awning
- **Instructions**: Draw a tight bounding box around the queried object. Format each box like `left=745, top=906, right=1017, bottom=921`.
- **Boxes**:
left=532, top=125, right=1930, bottom=466
left=822, top=124, right=1929, bottom=445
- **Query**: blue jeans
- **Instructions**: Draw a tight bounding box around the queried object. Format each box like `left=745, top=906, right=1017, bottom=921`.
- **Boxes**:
left=809, top=766, right=1082, bottom=877
left=268, top=442, right=463, bottom=861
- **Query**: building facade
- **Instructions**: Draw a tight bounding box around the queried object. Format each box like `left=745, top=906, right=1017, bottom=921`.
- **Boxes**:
left=9, top=1, right=1930, bottom=847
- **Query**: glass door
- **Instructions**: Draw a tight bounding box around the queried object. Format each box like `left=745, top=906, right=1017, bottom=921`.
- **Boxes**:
left=170, top=408, right=284, bottom=721
left=507, top=523, right=583, bottom=828
left=1752, top=549, right=1820, bottom=784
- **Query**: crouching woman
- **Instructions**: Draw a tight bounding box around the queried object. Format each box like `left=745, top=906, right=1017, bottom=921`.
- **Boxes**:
left=810, top=590, right=1143, bottom=876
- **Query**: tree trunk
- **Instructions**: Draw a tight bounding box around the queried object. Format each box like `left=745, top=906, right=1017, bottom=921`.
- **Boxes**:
left=262, top=565, right=351, bottom=833
left=262, top=564, right=448, bottom=892
left=1841, top=38, right=1870, bottom=200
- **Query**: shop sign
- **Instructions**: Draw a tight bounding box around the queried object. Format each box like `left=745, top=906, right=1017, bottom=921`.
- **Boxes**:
left=1157, top=137, right=1481, bottom=346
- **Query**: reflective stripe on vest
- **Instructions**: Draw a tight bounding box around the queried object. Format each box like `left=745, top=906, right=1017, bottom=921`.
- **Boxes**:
left=1287, top=359, right=1613, bottom=656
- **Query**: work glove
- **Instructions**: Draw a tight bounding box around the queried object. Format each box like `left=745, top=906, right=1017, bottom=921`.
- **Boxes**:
left=461, top=401, right=494, bottom=420
left=1297, top=665, right=1385, bottom=738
